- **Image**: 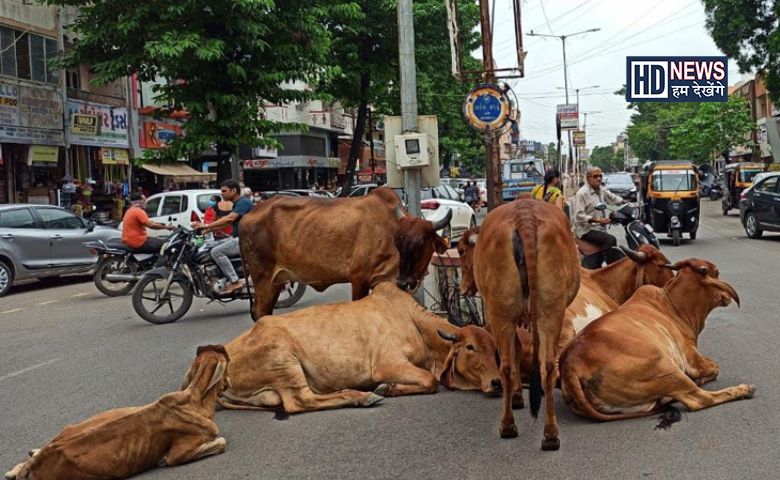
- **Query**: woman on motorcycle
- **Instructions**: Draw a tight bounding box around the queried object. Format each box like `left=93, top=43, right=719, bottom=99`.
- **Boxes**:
left=531, top=167, right=564, bottom=209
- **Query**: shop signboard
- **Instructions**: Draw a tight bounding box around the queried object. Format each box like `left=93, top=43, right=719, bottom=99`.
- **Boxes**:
left=101, top=148, right=130, bottom=165
left=66, top=99, right=129, bottom=148
left=141, top=121, right=182, bottom=149
left=27, top=145, right=59, bottom=167
left=242, top=156, right=339, bottom=170
left=71, top=113, right=100, bottom=135
left=0, top=82, right=64, bottom=145
left=572, top=130, right=586, bottom=146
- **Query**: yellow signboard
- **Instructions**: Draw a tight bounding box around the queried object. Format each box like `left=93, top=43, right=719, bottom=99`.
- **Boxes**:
left=27, top=145, right=59, bottom=166
left=101, top=148, right=130, bottom=165
left=71, top=113, right=99, bottom=135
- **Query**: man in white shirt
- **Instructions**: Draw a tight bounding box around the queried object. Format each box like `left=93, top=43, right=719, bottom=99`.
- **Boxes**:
left=570, top=166, right=626, bottom=264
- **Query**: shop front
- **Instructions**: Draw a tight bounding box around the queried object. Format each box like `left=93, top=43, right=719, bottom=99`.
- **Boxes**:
left=242, top=156, right=341, bottom=192
left=66, top=99, right=131, bottom=220
left=0, top=81, right=65, bottom=204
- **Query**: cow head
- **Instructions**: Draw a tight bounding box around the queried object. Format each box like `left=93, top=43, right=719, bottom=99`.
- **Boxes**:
left=437, top=326, right=501, bottom=396
left=664, top=259, right=740, bottom=309
left=181, top=345, right=231, bottom=399
left=456, top=227, right=480, bottom=296
left=394, top=204, right=451, bottom=292
left=620, top=244, right=675, bottom=287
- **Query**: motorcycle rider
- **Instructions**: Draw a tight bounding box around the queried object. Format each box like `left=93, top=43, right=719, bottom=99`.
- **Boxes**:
left=121, top=192, right=174, bottom=253
left=192, top=179, right=253, bottom=295
left=570, top=166, right=626, bottom=264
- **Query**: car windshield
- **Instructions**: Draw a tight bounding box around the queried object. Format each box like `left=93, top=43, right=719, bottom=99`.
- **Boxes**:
left=651, top=170, right=697, bottom=192
left=604, top=174, right=634, bottom=188
left=740, top=169, right=762, bottom=183
left=509, top=161, right=543, bottom=176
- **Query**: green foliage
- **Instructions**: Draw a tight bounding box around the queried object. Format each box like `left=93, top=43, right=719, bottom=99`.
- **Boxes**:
left=46, top=0, right=348, bottom=164
left=626, top=97, right=754, bottom=164
left=590, top=146, right=624, bottom=172
left=702, top=0, right=780, bottom=103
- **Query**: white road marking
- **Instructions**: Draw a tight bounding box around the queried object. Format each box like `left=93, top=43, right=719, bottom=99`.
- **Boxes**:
left=71, top=292, right=90, bottom=297
left=1, top=308, right=23, bottom=314
left=0, top=359, right=61, bottom=383
left=37, top=300, right=58, bottom=305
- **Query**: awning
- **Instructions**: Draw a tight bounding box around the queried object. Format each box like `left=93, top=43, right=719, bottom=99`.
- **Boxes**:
left=141, top=163, right=216, bottom=183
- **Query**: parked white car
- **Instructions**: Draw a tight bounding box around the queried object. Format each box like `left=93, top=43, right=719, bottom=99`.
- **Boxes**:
left=118, top=189, right=221, bottom=236
left=393, top=185, right=476, bottom=241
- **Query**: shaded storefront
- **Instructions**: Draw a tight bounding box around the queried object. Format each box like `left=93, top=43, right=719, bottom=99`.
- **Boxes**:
left=242, top=156, right=341, bottom=191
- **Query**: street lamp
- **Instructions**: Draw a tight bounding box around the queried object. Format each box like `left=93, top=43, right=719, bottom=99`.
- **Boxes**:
left=528, top=28, right=600, bottom=181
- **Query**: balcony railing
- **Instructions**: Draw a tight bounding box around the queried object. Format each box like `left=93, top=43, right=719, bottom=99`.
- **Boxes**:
left=67, top=88, right=126, bottom=108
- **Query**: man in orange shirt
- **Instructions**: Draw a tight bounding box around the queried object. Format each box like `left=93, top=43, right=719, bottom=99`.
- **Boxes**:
left=122, top=193, right=174, bottom=253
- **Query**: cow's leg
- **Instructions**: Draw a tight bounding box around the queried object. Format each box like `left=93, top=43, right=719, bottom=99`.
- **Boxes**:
left=253, top=276, right=281, bottom=319
left=163, top=436, right=226, bottom=467
left=493, top=318, right=518, bottom=438
left=279, top=387, right=384, bottom=413
left=688, top=352, right=720, bottom=386
left=4, top=448, right=41, bottom=479
left=351, top=280, right=370, bottom=301
left=538, top=310, right=564, bottom=451
left=512, top=332, right=525, bottom=409
left=372, top=363, right=438, bottom=396
left=667, top=374, right=755, bottom=411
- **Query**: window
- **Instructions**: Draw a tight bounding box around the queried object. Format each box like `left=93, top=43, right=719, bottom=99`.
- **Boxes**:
left=30, top=34, right=45, bottom=82
left=37, top=208, right=84, bottom=229
left=0, top=27, right=17, bottom=77
left=161, top=195, right=184, bottom=215
left=348, top=187, right=366, bottom=197
left=740, top=169, right=762, bottom=183
left=197, top=194, right=213, bottom=213
left=144, top=197, right=161, bottom=216
left=15, top=32, right=30, bottom=80
left=45, top=38, right=59, bottom=84
left=651, top=170, right=697, bottom=192
left=66, top=69, right=80, bottom=89
left=0, top=208, right=35, bottom=228
left=758, top=177, right=778, bottom=193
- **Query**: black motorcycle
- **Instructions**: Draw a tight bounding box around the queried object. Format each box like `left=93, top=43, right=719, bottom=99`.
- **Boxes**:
left=579, top=203, right=660, bottom=269
left=130, top=227, right=306, bottom=324
left=84, top=238, right=159, bottom=297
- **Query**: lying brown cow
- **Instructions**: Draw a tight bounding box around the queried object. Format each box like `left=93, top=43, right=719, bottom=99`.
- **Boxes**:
left=5, top=345, right=230, bottom=480
left=560, top=259, right=755, bottom=423
left=457, top=199, right=580, bottom=450
left=240, top=187, right=451, bottom=318
left=219, top=282, right=501, bottom=413
left=514, top=245, right=674, bottom=378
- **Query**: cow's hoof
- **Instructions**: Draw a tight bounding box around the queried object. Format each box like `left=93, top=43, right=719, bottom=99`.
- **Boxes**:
left=541, top=437, right=560, bottom=451
left=499, top=424, right=518, bottom=439
left=745, top=385, right=756, bottom=399
left=512, top=392, right=525, bottom=409
left=374, top=383, right=391, bottom=396
left=27, top=449, right=39, bottom=458
left=361, top=393, right=384, bottom=408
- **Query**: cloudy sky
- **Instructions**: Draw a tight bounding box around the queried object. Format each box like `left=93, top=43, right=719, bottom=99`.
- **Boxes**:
left=483, top=0, right=746, bottom=149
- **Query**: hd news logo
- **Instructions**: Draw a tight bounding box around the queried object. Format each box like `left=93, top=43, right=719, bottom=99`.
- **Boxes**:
left=626, top=56, right=728, bottom=102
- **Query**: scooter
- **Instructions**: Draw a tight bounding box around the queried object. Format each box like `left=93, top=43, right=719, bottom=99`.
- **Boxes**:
left=577, top=203, right=660, bottom=269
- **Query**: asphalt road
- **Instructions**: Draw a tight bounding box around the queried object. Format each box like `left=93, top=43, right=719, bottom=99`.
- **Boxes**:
left=1, top=200, right=779, bottom=479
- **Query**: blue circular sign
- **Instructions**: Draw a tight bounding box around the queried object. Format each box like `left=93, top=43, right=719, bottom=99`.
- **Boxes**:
left=463, top=84, right=511, bottom=131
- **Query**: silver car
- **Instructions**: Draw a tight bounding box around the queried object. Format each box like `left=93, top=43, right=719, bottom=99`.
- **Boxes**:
left=0, top=204, right=120, bottom=296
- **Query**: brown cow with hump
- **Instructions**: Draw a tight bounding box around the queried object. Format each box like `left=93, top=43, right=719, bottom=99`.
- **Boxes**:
left=239, top=187, right=451, bottom=318
left=219, top=282, right=501, bottom=413
left=457, top=198, right=580, bottom=451
left=560, top=258, right=755, bottom=424
left=5, top=346, right=230, bottom=480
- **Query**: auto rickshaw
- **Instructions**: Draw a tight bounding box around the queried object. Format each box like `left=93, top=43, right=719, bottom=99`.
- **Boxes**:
left=721, top=162, right=766, bottom=215
left=639, top=160, right=700, bottom=246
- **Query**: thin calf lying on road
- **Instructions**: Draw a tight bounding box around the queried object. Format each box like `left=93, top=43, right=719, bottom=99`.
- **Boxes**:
left=220, top=282, right=501, bottom=414
left=5, top=345, right=230, bottom=480
left=560, top=259, right=755, bottom=423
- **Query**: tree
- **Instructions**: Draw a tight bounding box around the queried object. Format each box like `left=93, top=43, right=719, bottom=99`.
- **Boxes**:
left=589, top=146, right=624, bottom=172
left=48, top=0, right=349, bottom=168
left=702, top=0, right=780, bottom=103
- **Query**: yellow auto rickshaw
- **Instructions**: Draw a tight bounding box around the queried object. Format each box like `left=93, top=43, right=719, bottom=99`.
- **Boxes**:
left=640, top=160, right=700, bottom=246
left=721, top=162, right=766, bottom=215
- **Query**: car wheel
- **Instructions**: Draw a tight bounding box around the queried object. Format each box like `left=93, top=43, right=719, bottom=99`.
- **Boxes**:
left=0, top=260, right=12, bottom=297
left=744, top=212, right=763, bottom=239
left=689, top=229, right=697, bottom=240
left=672, top=229, right=681, bottom=247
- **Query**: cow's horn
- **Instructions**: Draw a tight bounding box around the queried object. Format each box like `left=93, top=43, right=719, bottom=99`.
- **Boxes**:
left=621, top=245, right=647, bottom=264
left=432, top=209, right=453, bottom=231
left=437, top=329, right=460, bottom=342
left=468, top=233, right=479, bottom=246
left=395, top=203, right=408, bottom=220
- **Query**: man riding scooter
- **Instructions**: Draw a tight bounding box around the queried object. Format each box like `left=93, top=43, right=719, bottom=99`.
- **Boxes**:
left=192, top=179, right=253, bottom=295
left=570, top=166, right=626, bottom=265
left=122, top=192, right=175, bottom=253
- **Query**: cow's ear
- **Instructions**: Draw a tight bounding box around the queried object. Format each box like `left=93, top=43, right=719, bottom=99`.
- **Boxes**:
left=433, top=235, right=449, bottom=254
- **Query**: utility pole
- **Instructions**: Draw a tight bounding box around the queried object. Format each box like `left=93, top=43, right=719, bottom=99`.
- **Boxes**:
left=397, top=0, right=425, bottom=305
left=528, top=28, right=599, bottom=188
left=479, top=0, right=502, bottom=210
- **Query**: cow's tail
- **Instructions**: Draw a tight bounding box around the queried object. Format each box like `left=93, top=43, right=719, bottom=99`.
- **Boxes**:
left=559, top=354, right=663, bottom=423
left=512, top=209, right=542, bottom=418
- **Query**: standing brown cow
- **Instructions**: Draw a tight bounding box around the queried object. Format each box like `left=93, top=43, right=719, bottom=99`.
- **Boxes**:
left=240, top=187, right=451, bottom=318
left=457, top=199, right=580, bottom=450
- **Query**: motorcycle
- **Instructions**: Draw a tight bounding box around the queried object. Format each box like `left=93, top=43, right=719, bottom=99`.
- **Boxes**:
left=84, top=238, right=159, bottom=297
left=578, top=203, right=660, bottom=269
left=130, top=227, right=306, bottom=324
